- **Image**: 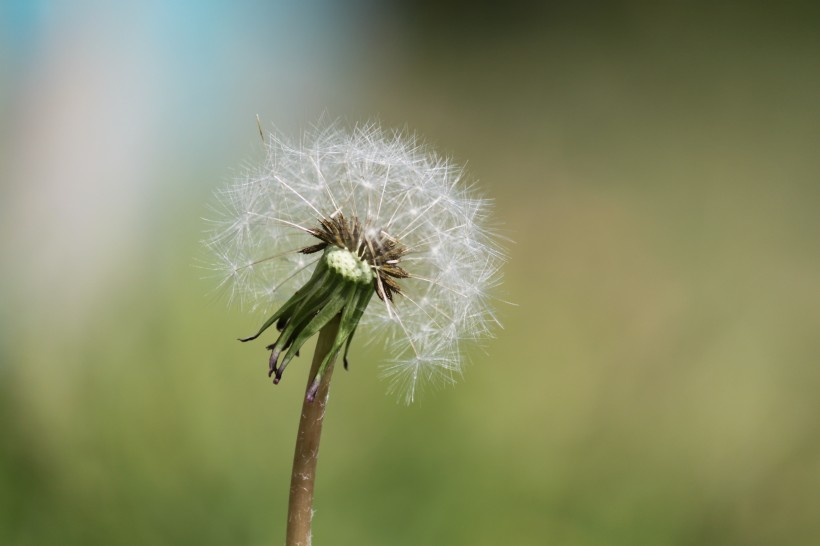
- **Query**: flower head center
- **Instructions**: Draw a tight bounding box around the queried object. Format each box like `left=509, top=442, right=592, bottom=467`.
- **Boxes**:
left=302, top=212, right=410, bottom=302
left=326, top=248, right=373, bottom=285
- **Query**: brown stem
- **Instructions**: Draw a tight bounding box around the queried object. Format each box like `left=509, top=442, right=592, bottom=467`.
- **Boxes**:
left=285, top=314, right=341, bottom=546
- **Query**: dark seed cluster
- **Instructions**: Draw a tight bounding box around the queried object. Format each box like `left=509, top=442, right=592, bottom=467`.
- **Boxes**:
left=301, top=212, right=410, bottom=302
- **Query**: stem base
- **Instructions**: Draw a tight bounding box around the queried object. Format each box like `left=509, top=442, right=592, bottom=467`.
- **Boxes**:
left=285, top=314, right=341, bottom=546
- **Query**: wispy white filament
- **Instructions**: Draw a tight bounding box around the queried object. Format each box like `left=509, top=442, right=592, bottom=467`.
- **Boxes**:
left=206, top=122, right=505, bottom=403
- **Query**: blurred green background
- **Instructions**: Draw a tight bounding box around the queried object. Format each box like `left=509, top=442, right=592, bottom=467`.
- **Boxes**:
left=2, top=2, right=819, bottom=545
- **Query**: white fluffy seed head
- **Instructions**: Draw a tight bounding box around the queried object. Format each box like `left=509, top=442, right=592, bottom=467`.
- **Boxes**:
left=205, top=122, right=506, bottom=403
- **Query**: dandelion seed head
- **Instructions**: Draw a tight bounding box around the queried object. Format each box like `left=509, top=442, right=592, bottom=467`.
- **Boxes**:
left=206, top=122, right=506, bottom=403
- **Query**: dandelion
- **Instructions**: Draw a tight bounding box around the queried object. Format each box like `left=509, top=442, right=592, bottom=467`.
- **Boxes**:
left=207, top=121, right=504, bottom=403
left=205, top=121, right=505, bottom=545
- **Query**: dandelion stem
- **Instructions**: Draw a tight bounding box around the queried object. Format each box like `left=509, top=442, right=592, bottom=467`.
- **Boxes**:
left=285, top=313, right=341, bottom=546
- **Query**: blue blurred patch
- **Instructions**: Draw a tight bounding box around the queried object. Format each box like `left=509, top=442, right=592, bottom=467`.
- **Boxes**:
left=1, top=0, right=52, bottom=56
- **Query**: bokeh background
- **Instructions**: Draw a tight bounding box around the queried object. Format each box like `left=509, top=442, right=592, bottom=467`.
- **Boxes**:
left=2, top=1, right=819, bottom=545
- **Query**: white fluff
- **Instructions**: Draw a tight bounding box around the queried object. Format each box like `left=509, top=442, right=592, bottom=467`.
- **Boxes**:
left=206, top=122, right=505, bottom=403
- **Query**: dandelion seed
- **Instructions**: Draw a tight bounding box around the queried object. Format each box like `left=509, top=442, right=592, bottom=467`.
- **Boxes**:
left=206, top=122, right=505, bottom=403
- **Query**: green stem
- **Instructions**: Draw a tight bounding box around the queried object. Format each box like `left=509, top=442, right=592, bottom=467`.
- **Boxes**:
left=285, top=314, right=341, bottom=546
